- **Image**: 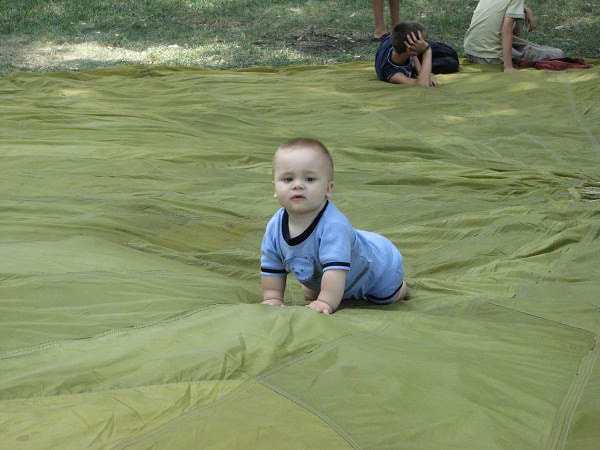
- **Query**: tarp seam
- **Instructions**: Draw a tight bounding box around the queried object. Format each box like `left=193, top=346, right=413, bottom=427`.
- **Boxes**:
left=545, top=335, right=600, bottom=449
left=257, top=377, right=363, bottom=450
left=252, top=320, right=397, bottom=450
left=0, top=304, right=223, bottom=360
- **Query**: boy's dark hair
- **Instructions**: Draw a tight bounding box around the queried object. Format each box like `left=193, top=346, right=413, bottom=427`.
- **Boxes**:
left=391, top=21, right=426, bottom=53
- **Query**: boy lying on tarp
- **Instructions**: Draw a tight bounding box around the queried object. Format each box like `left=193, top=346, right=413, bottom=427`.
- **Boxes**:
left=375, top=21, right=459, bottom=87
left=260, top=138, right=407, bottom=314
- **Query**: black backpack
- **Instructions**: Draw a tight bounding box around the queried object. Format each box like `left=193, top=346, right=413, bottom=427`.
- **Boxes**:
left=427, top=41, right=460, bottom=74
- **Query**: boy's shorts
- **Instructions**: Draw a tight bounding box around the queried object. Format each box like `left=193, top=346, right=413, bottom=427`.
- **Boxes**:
left=467, top=37, right=564, bottom=66
left=467, top=54, right=503, bottom=65
left=512, top=36, right=564, bottom=63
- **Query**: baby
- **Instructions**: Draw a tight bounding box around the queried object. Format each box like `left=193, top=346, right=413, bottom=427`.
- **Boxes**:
left=260, top=138, right=407, bottom=314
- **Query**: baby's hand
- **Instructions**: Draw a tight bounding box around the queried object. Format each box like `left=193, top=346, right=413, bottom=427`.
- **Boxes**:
left=307, top=299, right=333, bottom=314
left=262, top=298, right=284, bottom=307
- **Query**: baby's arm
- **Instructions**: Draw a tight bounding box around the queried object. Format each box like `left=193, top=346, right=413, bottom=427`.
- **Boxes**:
left=307, top=269, right=347, bottom=314
left=262, top=275, right=286, bottom=307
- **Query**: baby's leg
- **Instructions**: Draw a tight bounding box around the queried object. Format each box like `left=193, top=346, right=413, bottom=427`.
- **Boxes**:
left=301, top=285, right=318, bottom=301
left=390, top=281, right=408, bottom=303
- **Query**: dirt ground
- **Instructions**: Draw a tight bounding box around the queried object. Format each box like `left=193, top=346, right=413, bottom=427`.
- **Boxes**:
left=0, top=31, right=375, bottom=77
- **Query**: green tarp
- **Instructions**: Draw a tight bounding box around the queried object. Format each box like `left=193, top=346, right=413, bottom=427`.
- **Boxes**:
left=0, top=62, right=598, bottom=449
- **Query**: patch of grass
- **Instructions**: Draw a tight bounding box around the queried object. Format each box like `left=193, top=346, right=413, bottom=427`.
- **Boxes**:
left=0, top=0, right=598, bottom=76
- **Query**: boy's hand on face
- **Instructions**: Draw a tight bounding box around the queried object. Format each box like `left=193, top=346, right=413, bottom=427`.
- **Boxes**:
left=404, top=31, right=428, bottom=56
left=307, top=299, right=334, bottom=314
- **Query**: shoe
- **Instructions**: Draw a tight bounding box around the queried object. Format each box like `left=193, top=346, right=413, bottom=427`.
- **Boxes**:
left=371, top=32, right=390, bottom=42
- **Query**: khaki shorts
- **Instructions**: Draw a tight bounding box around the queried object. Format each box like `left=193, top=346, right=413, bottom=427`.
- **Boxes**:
left=467, top=36, right=564, bottom=65
left=512, top=36, right=564, bottom=63
left=466, top=54, right=503, bottom=65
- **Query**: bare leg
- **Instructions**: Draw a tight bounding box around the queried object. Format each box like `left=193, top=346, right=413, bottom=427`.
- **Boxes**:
left=372, top=0, right=387, bottom=39
left=388, top=0, right=400, bottom=28
left=390, top=281, right=408, bottom=303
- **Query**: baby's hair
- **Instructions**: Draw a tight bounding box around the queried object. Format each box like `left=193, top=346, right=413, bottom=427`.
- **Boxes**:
left=275, top=137, right=334, bottom=179
left=392, top=21, right=426, bottom=53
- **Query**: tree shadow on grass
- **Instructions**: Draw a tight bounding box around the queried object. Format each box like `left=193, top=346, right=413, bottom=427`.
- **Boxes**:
left=1, top=0, right=597, bottom=77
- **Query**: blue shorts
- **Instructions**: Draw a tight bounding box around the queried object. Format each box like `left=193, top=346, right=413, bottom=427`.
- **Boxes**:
left=365, top=280, right=405, bottom=305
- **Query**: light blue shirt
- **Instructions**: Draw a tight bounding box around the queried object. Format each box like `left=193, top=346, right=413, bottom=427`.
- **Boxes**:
left=260, top=202, right=404, bottom=302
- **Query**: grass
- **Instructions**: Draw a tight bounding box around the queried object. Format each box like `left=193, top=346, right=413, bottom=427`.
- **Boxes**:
left=0, top=0, right=598, bottom=77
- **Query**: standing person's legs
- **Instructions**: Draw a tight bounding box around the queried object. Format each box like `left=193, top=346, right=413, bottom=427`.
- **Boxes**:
left=372, top=0, right=400, bottom=39
left=372, top=0, right=387, bottom=39
left=388, top=0, right=399, bottom=28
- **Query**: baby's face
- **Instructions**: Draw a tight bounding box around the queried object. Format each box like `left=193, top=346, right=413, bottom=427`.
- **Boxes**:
left=272, top=147, right=334, bottom=217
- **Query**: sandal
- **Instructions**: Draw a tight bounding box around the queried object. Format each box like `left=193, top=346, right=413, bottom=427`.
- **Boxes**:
left=371, top=32, right=390, bottom=42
